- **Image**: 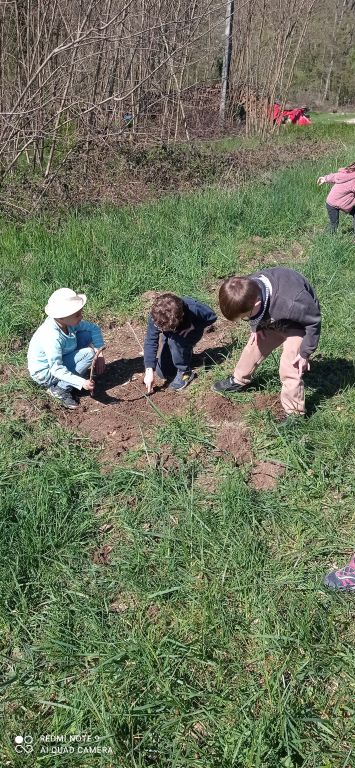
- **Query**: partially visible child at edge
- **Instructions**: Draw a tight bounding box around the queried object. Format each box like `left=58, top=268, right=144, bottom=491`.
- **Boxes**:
left=318, top=161, right=355, bottom=233
left=212, top=267, right=321, bottom=419
left=28, top=288, right=105, bottom=410
left=324, top=554, right=355, bottom=592
left=143, top=293, right=217, bottom=393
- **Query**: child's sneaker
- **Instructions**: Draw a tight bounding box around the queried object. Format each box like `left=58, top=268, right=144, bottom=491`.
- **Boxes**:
left=48, top=384, right=79, bottom=409
left=212, top=376, right=247, bottom=394
left=169, top=371, right=195, bottom=392
left=324, top=555, right=355, bottom=592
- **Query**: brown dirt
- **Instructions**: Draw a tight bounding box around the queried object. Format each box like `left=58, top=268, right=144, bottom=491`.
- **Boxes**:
left=146, top=603, right=161, bottom=621
left=11, top=398, right=45, bottom=423
left=200, top=389, right=252, bottom=465
left=14, top=316, right=288, bottom=470
left=109, top=592, right=138, bottom=613
left=91, top=545, right=113, bottom=566
left=52, top=318, right=235, bottom=467
left=194, top=472, right=219, bottom=494
left=249, top=460, right=285, bottom=491
left=253, top=393, right=285, bottom=421
left=214, top=422, right=252, bottom=465
left=202, top=391, right=248, bottom=425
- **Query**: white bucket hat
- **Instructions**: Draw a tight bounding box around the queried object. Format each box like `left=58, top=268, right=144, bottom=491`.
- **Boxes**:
left=45, top=288, right=87, bottom=319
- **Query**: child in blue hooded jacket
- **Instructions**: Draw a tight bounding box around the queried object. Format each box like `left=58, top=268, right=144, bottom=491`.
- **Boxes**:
left=28, top=288, right=105, bottom=409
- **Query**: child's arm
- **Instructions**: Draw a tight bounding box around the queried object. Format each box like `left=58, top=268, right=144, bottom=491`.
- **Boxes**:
left=317, top=173, right=338, bottom=185
left=194, top=301, right=218, bottom=327
left=75, top=320, right=105, bottom=374
left=143, top=314, right=160, bottom=393
left=288, top=292, right=321, bottom=363
left=75, top=320, right=104, bottom=349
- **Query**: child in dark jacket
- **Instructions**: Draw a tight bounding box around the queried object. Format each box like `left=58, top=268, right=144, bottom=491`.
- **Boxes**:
left=317, top=162, right=355, bottom=233
left=144, top=293, right=217, bottom=393
left=212, top=267, right=321, bottom=417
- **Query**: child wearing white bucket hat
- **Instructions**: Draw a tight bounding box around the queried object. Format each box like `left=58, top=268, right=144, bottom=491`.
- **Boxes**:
left=27, top=288, right=105, bottom=409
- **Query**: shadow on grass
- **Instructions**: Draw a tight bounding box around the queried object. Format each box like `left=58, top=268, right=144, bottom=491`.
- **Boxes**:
left=305, top=356, right=354, bottom=415
left=206, top=355, right=355, bottom=417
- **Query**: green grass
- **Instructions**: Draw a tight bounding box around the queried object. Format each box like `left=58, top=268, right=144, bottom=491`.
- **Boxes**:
left=1, top=126, right=355, bottom=767
left=311, top=110, right=355, bottom=124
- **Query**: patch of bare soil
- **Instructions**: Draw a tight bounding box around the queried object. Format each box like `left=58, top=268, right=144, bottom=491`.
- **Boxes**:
left=214, top=422, right=252, bottom=465
left=249, top=460, right=285, bottom=491
left=51, top=318, right=236, bottom=466
left=91, top=544, right=113, bottom=565
left=11, top=397, right=47, bottom=423
left=194, top=472, right=219, bottom=494
left=56, top=322, right=184, bottom=465
left=253, top=393, right=285, bottom=421
left=109, top=592, right=137, bottom=613
left=202, top=391, right=247, bottom=425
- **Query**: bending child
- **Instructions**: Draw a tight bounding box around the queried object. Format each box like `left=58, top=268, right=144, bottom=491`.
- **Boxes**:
left=143, top=293, right=217, bottom=393
left=212, top=267, right=321, bottom=418
left=317, top=162, right=355, bottom=233
left=28, top=288, right=105, bottom=410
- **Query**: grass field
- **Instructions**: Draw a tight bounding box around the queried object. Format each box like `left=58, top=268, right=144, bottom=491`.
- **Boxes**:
left=1, top=126, right=355, bottom=768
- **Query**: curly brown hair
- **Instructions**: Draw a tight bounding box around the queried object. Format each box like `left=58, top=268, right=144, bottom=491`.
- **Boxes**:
left=219, top=277, right=260, bottom=321
left=345, top=162, right=355, bottom=173
left=151, top=293, right=185, bottom=332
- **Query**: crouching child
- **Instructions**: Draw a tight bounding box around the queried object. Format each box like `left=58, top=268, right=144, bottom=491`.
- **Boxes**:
left=212, top=267, right=321, bottom=418
left=28, top=288, right=105, bottom=410
left=144, top=293, right=217, bottom=393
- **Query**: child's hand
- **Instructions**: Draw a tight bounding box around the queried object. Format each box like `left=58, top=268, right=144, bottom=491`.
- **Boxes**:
left=144, top=368, right=154, bottom=393
left=292, top=354, right=310, bottom=375
left=82, top=379, right=95, bottom=392
left=95, top=354, right=106, bottom=375
left=317, top=176, right=326, bottom=185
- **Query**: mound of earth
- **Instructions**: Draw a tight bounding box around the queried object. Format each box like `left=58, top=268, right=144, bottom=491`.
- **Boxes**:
left=214, top=422, right=252, bottom=465
left=250, top=460, right=285, bottom=491
left=202, top=391, right=247, bottom=425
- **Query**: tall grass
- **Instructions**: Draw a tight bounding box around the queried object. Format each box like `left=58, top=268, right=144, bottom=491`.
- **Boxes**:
left=1, top=132, right=355, bottom=767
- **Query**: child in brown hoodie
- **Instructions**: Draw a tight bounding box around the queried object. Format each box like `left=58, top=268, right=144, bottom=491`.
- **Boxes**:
left=318, top=161, right=355, bottom=233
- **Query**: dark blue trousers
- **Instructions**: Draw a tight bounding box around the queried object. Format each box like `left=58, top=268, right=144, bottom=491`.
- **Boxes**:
left=156, top=328, right=204, bottom=379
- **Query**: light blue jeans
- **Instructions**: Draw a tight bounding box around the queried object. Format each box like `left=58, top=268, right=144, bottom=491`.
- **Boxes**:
left=33, top=331, right=94, bottom=391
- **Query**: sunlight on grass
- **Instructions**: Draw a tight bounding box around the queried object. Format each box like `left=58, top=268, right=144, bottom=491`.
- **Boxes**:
left=1, top=126, right=355, bottom=767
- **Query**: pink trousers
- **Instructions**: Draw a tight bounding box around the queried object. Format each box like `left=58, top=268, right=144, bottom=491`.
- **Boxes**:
left=234, top=327, right=306, bottom=415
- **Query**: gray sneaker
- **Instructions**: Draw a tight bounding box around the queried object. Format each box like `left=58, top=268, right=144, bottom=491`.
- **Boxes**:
left=48, top=384, right=79, bottom=409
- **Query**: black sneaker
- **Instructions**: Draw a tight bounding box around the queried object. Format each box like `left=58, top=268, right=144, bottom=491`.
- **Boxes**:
left=212, top=376, right=247, bottom=394
left=48, top=384, right=79, bottom=409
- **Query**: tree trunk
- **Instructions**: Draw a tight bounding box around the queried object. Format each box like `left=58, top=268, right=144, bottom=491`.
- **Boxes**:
left=219, top=0, right=234, bottom=127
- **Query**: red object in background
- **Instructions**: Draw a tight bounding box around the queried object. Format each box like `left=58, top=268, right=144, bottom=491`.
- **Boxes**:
left=273, top=103, right=311, bottom=126
left=297, top=114, right=311, bottom=125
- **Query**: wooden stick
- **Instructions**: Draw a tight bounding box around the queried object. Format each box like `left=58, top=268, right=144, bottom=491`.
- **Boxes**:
left=89, top=345, right=106, bottom=396
left=126, top=321, right=144, bottom=355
